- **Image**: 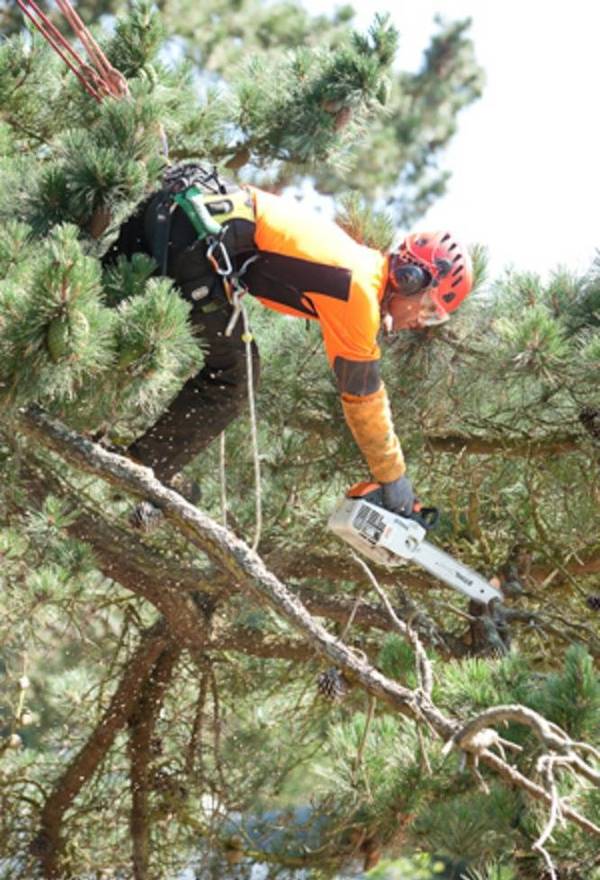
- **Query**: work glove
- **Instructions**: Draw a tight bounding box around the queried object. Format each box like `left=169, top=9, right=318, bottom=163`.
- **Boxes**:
left=381, top=475, right=415, bottom=517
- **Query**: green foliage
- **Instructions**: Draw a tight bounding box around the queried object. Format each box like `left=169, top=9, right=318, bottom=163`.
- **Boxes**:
left=318, top=711, right=454, bottom=849
left=377, top=634, right=418, bottom=686
left=461, top=865, right=517, bottom=880
left=102, top=252, right=158, bottom=306
left=469, top=243, right=488, bottom=294
left=494, top=302, right=569, bottom=372
left=556, top=256, right=600, bottom=333
left=312, top=17, right=484, bottom=224
left=234, top=15, right=398, bottom=165
left=0, top=30, right=60, bottom=137
left=336, top=191, right=395, bottom=250
left=28, top=91, right=167, bottom=234
left=579, top=329, right=600, bottom=365
left=0, top=224, right=114, bottom=406
left=437, top=658, right=502, bottom=713
left=0, top=219, right=35, bottom=281
left=367, top=853, right=448, bottom=878
left=114, top=278, right=202, bottom=380
left=527, top=644, right=600, bottom=739
left=106, top=0, right=166, bottom=78
left=410, top=786, right=520, bottom=865
left=0, top=219, right=202, bottom=428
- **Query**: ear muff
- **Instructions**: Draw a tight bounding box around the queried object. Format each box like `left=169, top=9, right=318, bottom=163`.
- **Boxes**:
left=392, top=262, right=431, bottom=296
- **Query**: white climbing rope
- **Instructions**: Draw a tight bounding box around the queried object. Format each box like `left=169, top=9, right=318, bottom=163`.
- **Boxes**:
left=223, top=285, right=262, bottom=552
left=240, top=303, right=262, bottom=552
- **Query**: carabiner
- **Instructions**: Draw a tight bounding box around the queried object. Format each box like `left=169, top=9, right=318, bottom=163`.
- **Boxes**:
left=206, top=238, right=233, bottom=276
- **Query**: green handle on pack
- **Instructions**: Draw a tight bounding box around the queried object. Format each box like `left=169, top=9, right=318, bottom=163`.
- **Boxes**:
left=174, top=186, right=223, bottom=239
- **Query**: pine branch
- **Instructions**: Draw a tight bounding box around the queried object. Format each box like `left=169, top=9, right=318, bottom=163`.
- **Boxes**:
left=295, top=586, right=461, bottom=656
left=16, top=407, right=600, bottom=852
left=425, top=431, right=584, bottom=457
left=20, top=449, right=463, bottom=656
left=18, top=457, right=219, bottom=647
left=128, top=644, right=181, bottom=880
left=32, top=622, right=171, bottom=880
left=18, top=406, right=427, bottom=720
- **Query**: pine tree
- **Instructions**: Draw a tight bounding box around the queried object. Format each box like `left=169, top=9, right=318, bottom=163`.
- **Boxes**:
left=1, top=3, right=599, bottom=880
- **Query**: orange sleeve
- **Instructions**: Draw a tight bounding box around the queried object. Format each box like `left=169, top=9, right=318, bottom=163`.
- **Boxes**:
left=341, top=385, right=406, bottom=483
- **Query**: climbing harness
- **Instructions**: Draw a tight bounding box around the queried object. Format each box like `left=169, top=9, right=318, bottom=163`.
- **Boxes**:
left=156, top=162, right=263, bottom=547
left=152, top=162, right=258, bottom=335
left=16, top=0, right=129, bottom=102
left=16, top=0, right=262, bottom=543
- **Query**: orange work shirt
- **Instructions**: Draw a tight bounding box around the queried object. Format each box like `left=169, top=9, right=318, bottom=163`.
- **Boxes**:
left=240, top=188, right=406, bottom=484
left=245, top=187, right=388, bottom=366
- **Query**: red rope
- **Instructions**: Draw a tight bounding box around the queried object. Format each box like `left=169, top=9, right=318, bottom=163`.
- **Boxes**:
left=16, top=0, right=129, bottom=101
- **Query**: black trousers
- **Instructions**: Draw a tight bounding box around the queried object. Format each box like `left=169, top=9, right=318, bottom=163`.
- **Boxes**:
left=105, top=194, right=260, bottom=483
left=129, top=293, right=260, bottom=482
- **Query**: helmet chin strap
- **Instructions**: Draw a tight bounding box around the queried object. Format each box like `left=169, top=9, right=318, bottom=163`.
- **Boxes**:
left=380, top=284, right=408, bottom=335
left=380, top=282, right=396, bottom=333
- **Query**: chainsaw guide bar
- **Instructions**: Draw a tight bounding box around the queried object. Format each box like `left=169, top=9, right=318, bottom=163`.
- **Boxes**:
left=328, top=497, right=503, bottom=605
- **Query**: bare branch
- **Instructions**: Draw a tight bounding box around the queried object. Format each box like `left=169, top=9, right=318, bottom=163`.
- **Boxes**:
left=33, top=623, right=171, bottom=879
left=128, top=646, right=181, bottom=880
left=351, top=552, right=433, bottom=698
left=17, top=407, right=600, bottom=852
left=426, top=431, right=582, bottom=457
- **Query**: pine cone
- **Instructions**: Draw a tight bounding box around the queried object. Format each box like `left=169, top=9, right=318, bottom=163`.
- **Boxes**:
left=579, top=407, right=600, bottom=440
left=586, top=594, right=600, bottom=611
left=317, top=667, right=349, bottom=702
left=129, top=500, right=164, bottom=532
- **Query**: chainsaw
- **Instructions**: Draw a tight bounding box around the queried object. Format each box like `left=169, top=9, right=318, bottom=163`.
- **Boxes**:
left=328, top=482, right=503, bottom=605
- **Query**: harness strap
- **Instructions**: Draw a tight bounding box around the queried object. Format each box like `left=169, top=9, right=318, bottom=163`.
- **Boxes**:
left=152, top=193, right=174, bottom=276
left=151, top=169, right=257, bottom=313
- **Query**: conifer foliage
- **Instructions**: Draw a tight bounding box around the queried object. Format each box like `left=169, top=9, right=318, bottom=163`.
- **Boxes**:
left=0, top=3, right=599, bottom=880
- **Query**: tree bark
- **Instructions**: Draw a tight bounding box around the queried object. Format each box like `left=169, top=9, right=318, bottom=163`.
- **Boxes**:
left=17, top=408, right=600, bottom=847
left=34, top=623, right=170, bottom=880
left=425, top=431, right=584, bottom=457
left=128, top=645, right=181, bottom=880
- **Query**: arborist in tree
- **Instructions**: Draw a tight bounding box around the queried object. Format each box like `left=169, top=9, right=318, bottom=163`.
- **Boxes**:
left=103, top=163, right=473, bottom=516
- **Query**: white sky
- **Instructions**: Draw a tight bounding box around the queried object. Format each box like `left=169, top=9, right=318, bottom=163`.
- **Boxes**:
left=305, top=0, right=600, bottom=282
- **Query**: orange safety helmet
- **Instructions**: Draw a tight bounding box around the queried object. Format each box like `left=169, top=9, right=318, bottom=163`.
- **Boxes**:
left=389, top=231, right=473, bottom=314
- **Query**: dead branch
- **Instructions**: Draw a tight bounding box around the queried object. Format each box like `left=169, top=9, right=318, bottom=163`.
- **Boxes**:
left=444, top=704, right=598, bottom=767
left=442, top=704, right=600, bottom=841
left=184, top=672, right=210, bottom=780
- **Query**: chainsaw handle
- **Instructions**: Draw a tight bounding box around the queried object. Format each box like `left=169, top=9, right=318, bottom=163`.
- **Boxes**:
left=347, top=482, right=439, bottom=531
left=410, top=505, right=439, bottom=531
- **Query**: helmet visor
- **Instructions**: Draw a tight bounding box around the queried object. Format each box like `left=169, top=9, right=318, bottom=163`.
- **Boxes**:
left=417, top=291, right=450, bottom=327
left=387, top=288, right=450, bottom=331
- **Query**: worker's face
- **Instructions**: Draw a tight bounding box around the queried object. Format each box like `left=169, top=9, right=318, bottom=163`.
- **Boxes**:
left=386, top=288, right=450, bottom=332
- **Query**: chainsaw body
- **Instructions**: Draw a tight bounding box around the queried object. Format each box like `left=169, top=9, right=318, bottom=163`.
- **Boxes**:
left=328, top=495, right=426, bottom=566
left=328, top=487, right=503, bottom=605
